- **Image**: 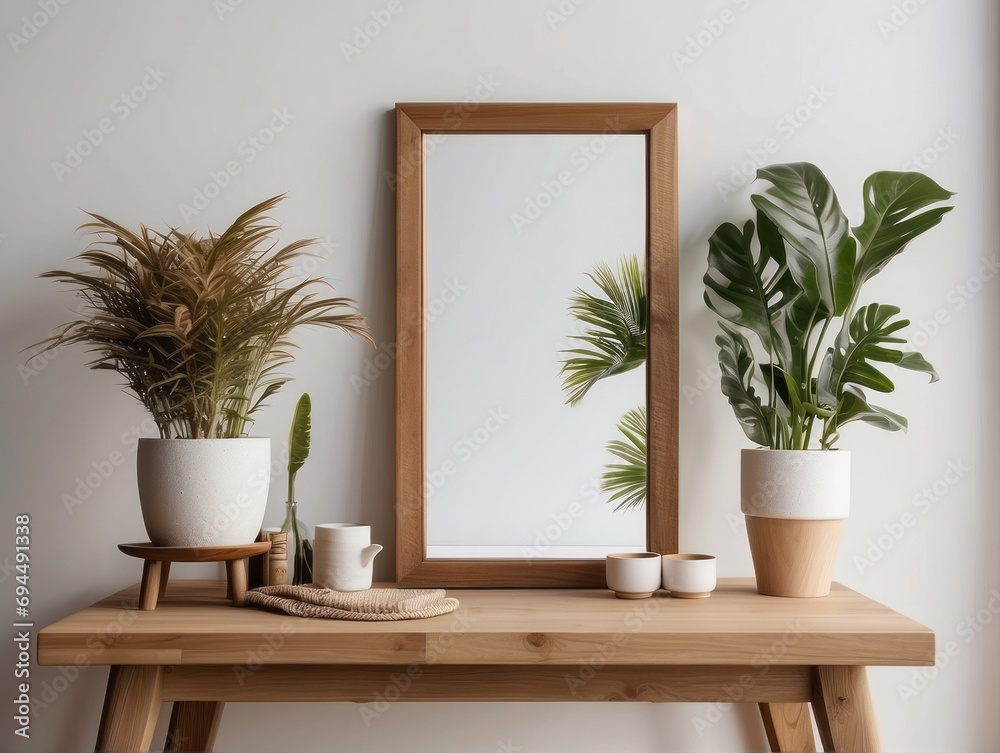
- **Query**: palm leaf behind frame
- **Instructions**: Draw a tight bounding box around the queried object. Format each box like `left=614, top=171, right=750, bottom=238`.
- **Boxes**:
left=559, top=256, right=647, bottom=405
left=560, top=255, right=648, bottom=511
left=601, top=406, right=647, bottom=512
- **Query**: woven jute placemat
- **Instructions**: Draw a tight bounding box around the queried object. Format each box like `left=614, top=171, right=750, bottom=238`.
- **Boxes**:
left=244, top=584, right=459, bottom=621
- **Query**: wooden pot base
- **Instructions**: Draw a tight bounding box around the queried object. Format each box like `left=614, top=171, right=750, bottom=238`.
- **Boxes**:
left=614, top=591, right=654, bottom=599
left=745, top=517, right=844, bottom=598
left=118, top=542, right=271, bottom=610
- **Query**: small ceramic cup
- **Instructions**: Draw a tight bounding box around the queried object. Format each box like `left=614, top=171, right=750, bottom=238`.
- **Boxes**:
left=606, top=552, right=662, bottom=599
left=661, top=554, right=717, bottom=598
left=314, top=523, right=370, bottom=544
left=312, top=523, right=383, bottom=592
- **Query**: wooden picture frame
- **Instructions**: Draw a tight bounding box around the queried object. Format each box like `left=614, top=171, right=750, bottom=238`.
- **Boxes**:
left=395, top=103, right=678, bottom=587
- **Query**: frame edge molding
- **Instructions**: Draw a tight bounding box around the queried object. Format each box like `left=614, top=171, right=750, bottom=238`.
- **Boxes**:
left=394, top=103, right=678, bottom=587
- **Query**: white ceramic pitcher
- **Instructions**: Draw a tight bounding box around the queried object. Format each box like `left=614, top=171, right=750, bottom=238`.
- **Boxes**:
left=312, top=523, right=383, bottom=591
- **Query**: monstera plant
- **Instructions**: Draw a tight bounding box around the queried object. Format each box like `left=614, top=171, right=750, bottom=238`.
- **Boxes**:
left=704, top=162, right=953, bottom=596
left=705, top=163, right=951, bottom=449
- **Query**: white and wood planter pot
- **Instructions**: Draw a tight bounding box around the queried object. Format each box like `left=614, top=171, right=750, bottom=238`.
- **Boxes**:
left=741, top=449, right=850, bottom=598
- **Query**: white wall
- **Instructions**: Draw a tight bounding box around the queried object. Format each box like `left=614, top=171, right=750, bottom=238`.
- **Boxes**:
left=1, top=1, right=996, bottom=751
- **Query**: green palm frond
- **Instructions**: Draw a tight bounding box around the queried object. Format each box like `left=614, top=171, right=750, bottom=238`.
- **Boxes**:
left=287, top=393, right=312, bottom=505
left=601, top=406, right=647, bottom=512
left=560, top=256, right=647, bottom=405
left=37, top=196, right=373, bottom=439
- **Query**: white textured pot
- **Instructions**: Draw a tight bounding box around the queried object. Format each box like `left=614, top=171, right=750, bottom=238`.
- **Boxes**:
left=741, top=449, right=850, bottom=598
left=137, top=438, right=271, bottom=547
left=741, top=449, right=850, bottom=519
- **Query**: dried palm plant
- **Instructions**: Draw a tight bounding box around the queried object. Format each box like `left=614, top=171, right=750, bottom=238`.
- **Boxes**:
left=37, top=195, right=373, bottom=439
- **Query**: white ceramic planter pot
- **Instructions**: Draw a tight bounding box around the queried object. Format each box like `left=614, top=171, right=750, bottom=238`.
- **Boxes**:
left=741, top=449, right=850, bottom=598
left=137, top=438, right=271, bottom=547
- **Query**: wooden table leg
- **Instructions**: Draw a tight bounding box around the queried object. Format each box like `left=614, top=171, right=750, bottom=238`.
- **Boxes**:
left=138, top=561, right=163, bottom=611
left=95, top=665, right=163, bottom=752
left=811, top=666, right=881, bottom=752
left=226, top=558, right=248, bottom=606
left=759, top=702, right=816, bottom=752
left=158, top=562, right=171, bottom=601
left=164, top=701, right=225, bottom=753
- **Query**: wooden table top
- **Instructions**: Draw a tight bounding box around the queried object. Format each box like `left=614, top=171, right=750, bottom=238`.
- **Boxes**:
left=38, top=579, right=933, bottom=668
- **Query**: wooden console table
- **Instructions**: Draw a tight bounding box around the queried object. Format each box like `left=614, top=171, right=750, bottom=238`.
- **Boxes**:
left=37, top=578, right=933, bottom=753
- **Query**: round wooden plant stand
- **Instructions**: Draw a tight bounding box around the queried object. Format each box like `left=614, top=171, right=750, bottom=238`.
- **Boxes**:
left=118, top=542, right=272, bottom=610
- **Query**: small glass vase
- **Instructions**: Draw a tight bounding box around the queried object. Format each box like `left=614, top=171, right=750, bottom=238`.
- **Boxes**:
left=279, top=500, right=313, bottom=585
